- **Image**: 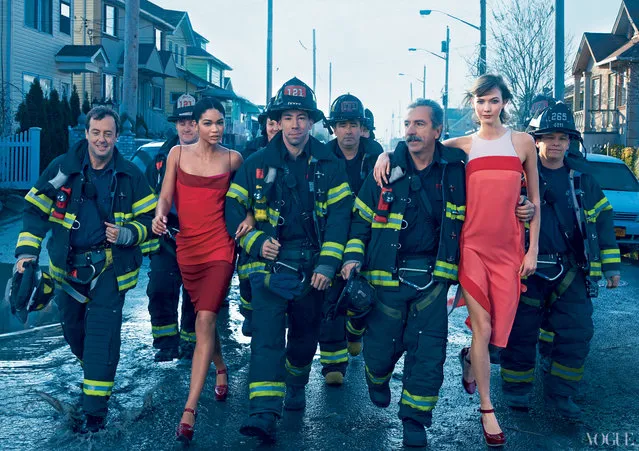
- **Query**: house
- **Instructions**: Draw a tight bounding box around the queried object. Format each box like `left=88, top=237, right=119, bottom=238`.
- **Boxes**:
left=0, top=0, right=78, bottom=134
left=569, top=0, right=639, bottom=150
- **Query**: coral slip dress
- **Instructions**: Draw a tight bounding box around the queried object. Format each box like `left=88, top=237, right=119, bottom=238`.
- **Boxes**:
left=174, top=148, right=235, bottom=314
left=458, top=129, right=525, bottom=347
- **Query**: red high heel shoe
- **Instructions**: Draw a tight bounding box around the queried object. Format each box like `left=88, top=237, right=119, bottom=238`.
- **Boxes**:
left=176, top=408, right=197, bottom=443
left=459, top=347, right=477, bottom=394
left=215, top=367, right=228, bottom=402
left=479, top=408, right=506, bottom=447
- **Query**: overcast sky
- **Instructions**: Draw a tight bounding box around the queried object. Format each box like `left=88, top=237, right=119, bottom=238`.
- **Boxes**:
left=153, top=0, right=619, bottom=144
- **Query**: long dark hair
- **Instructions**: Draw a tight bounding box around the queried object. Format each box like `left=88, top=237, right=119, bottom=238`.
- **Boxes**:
left=193, top=97, right=225, bottom=122
left=466, top=74, right=513, bottom=123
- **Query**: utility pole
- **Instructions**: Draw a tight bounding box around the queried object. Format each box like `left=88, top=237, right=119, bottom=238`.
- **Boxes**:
left=410, top=82, right=414, bottom=102
left=422, top=65, right=426, bottom=98
left=554, top=0, right=565, bottom=101
left=443, top=26, right=450, bottom=138
left=312, top=28, right=317, bottom=93
left=328, top=62, right=332, bottom=107
left=479, top=0, right=487, bottom=75
left=266, top=0, right=273, bottom=103
left=122, top=0, right=140, bottom=120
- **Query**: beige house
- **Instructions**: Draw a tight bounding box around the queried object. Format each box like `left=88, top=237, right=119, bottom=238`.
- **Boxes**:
left=569, top=0, right=639, bottom=150
left=0, top=0, right=77, bottom=134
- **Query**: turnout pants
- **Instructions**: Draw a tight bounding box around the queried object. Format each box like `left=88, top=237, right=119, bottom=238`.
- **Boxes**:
left=319, top=278, right=349, bottom=376
left=57, top=265, right=124, bottom=418
left=248, top=254, right=324, bottom=418
left=501, top=264, right=593, bottom=398
left=363, top=281, right=448, bottom=427
left=147, top=246, right=196, bottom=349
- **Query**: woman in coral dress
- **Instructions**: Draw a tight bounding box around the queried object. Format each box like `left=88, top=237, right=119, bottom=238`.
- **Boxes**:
left=446, top=75, right=540, bottom=446
left=152, top=98, right=252, bottom=443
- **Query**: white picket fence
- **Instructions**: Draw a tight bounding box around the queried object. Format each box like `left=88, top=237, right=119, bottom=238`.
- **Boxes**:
left=0, top=127, right=41, bottom=190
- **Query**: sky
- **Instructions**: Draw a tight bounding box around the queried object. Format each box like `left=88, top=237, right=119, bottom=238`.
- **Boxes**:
left=153, top=0, right=620, bottom=145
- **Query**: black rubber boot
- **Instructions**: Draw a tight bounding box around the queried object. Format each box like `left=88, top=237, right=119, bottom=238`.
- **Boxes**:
left=367, top=382, right=391, bottom=408
left=80, top=414, right=106, bottom=434
left=154, top=346, right=179, bottom=362
left=284, top=384, right=306, bottom=411
left=402, top=418, right=427, bottom=447
left=545, top=394, right=582, bottom=419
left=239, top=413, right=277, bottom=442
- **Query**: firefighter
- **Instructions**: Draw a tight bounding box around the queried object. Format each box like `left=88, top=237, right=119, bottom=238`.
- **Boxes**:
left=318, top=93, right=382, bottom=385
left=226, top=77, right=352, bottom=442
left=341, top=99, right=466, bottom=447
left=143, top=94, right=198, bottom=361
left=500, top=102, right=621, bottom=419
left=14, top=106, right=155, bottom=432
left=238, top=97, right=279, bottom=337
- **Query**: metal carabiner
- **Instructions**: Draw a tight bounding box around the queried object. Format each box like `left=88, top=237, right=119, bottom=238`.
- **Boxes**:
left=533, top=264, right=565, bottom=282
left=398, top=267, right=434, bottom=291
left=273, top=261, right=306, bottom=284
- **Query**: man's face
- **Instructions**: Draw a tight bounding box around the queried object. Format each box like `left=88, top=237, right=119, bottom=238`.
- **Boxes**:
left=279, top=110, right=312, bottom=148
left=404, top=106, right=441, bottom=154
left=266, top=118, right=280, bottom=141
left=334, top=119, right=362, bottom=151
left=537, top=132, right=570, bottom=164
left=85, top=116, right=118, bottom=162
left=176, top=118, right=198, bottom=145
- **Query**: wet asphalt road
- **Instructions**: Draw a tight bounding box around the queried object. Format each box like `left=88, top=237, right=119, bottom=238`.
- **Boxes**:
left=0, top=217, right=638, bottom=450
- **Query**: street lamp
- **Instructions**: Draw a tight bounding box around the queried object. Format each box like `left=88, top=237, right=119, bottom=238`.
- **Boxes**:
left=398, top=66, right=426, bottom=98
left=420, top=3, right=487, bottom=75
left=398, top=73, right=423, bottom=102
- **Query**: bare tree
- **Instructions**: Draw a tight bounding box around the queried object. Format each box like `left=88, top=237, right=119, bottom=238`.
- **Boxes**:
left=490, top=0, right=555, bottom=129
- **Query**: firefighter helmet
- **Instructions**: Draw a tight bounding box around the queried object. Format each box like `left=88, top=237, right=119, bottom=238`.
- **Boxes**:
left=168, top=94, right=196, bottom=122
left=327, top=94, right=366, bottom=125
left=364, top=108, right=376, bottom=131
left=258, top=97, right=276, bottom=128
left=269, top=77, right=324, bottom=123
left=527, top=102, right=581, bottom=140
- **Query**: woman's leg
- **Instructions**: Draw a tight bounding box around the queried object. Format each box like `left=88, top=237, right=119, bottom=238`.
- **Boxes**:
left=212, top=328, right=227, bottom=386
left=180, top=310, right=220, bottom=425
left=461, top=287, right=502, bottom=435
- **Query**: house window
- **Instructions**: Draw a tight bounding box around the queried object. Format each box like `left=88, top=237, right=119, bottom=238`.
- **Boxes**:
left=60, top=0, right=70, bottom=34
left=103, top=74, right=116, bottom=102
left=591, top=77, right=601, bottom=110
left=619, top=71, right=627, bottom=106
left=180, top=47, right=185, bottom=67
left=608, top=73, right=617, bottom=110
left=578, top=79, right=584, bottom=111
left=210, top=65, right=221, bottom=86
left=61, top=82, right=70, bottom=99
left=152, top=86, right=163, bottom=110
left=25, top=0, right=52, bottom=33
left=155, top=28, right=162, bottom=51
left=170, top=92, right=182, bottom=104
left=167, top=41, right=172, bottom=54
left=23, top=74, right=51, bottom=97
left=103, top=4, right=117, bottom=37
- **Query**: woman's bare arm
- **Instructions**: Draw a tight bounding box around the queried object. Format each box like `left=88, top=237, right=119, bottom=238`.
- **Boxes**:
left=518, top=132, right=541, bottom=276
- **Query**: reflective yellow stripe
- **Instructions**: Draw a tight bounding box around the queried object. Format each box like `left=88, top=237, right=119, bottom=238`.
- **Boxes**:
left=346, top=320, right=365, bottom=336
left=361, top=270, right=399, bottom=287
left=116, top=268, right=140, bottom=291
left=589, top=261, right=602, bottom=277
left=500, top=367, right=534, bottom=383
left=49, top=212, right=76, bottom=229
left=445, top=202, right=466, bottom=221
left=249, top=381, right=286, bottom=399
left=433, top=260, right=458, bottom=281
left=132, top=193, right=157, bottom=216
left=550, top=361, right=584, bottom=382
left=16, top=232, right=43, bottom=250
left=239, top=230, right=265, bottom=254
left=285, top=359, right=312, bottom=376
left=320, top=349, right=349, bottom=364
left=354, top=197, right=374, bottom=223
left=114, top=211, right=134, bottom=225
left=320, top=241, right=345, bottom=260
left=152, top=323, right=178, bottom=338
left=25, top=187, right=53, bottom=214
left=539, top=328, right=555, bottom=343
left=600, top=248, right=621, bottom=265
left=371, top=213, right=402, bottom=230
left=237, top=262, right=268, bottom=279
left=140, top=239, right=160, bottom=255
left=345, top=238, right=365, bottom=255
left=585, top=197, right=612, bottom=222
left=365, top=365, right=392, bottom=385
left=327, top=182, right=352, bottom=206
left=400, top=389, right=438, bottom=412
left=83, top=379, right=114, bottom=396
left=267, top=208, right=280, bottom=227
left=226, top=182, right=250, bottom=206
left=315, top=200, right=327, bottom=217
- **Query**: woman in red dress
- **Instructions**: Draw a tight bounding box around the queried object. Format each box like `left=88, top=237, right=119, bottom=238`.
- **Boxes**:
left=446, top=75, right=540, bottom=446
left=152, top=97, right=252, bottom=443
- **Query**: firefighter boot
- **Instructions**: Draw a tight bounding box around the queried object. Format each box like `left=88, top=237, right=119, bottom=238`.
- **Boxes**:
left=154, top=346, right=179, bottom=362
left=368, top=382, right=391, bottom=408
left=503, top=391, right=531, bottom=411
left=324, top=371, right=344, bottom=386
left=239, top=413, right=277, bottom=442
left=402, top=418, right=427, bottom=448
left=545, top=394, right=581, bottom=419
left=284, top=384, right=306, bottom=411
left=347, top=341, right=362, bottom=356
left=80, top=414, right=107, bottom=434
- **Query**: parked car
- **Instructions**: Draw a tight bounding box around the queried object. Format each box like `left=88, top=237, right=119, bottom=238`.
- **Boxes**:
left=585, top=153, right=639, bottom=254
left=129, top=141, right=165, bottom=174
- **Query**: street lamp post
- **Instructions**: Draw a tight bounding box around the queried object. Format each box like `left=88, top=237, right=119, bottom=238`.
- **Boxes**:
left=420, top=6, right=486, bottom=75
left=398, top=72, right=424, bottom=102
left=408, top=45, right=449, bottom=136
left=266, top=0, right=273, bottom=102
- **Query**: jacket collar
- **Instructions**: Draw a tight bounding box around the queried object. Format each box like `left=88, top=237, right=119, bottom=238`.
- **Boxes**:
left=327, top=136, right=378, bottom=160
left=388, top=140, right=449, bottom=183
left=64, top=139, right=133, bottom=175
left=262, top=132, right=334, bottom=168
